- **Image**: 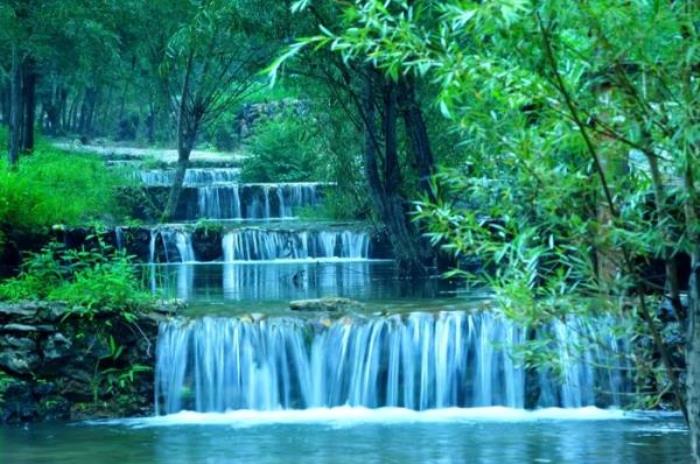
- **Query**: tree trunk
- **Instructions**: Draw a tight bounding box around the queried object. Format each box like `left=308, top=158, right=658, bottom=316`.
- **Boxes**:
left=21, top=57, right=36, bottom=153
left=684, top=158, right=700, bottom=463
left=163, top=52, right=197, bottom=222
left=162, top=134, right=195, bottom=221
left=0, top=81, right=10, bottom=125
left=688, top=247, right=700, bottom=463
left=361, top=71, right=428, bottom=276
left=8, top=45, right=22, bottom=167
left=397, top=78, right=435, bottom=200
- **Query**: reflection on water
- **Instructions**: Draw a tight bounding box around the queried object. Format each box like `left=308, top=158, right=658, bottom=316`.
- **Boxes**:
left=0, top=413, right=690, bottom=464
left=144, top=261, right=454, bottom=304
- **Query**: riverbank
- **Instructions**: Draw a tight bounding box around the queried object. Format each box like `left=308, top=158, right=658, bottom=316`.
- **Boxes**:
left=0, top=302, right=176, bottom=423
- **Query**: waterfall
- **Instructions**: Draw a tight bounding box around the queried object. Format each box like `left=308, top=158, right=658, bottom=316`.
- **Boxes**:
left=139, top=168, right=240, bottom=186
left=114, top=226, right=124, bottom=250
left=155, top=311, right=632, bottom=415
left=196, top=183, right=325, bottom=220
left=198, top=184, right=241, bottom=219
left=149, top=228, right=196, bottom=263
left=222, top=229, right=369, bottom=261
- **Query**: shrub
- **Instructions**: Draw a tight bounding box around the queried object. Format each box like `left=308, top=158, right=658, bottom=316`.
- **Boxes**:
left=240, top=112, right=327, bottom=183
left=0, top=242, right=153, bottom=314
left=0, top=141, right=134, bottom=247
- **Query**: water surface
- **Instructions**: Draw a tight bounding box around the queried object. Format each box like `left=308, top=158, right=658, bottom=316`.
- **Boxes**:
left=0, top=409, right=689, bottom=464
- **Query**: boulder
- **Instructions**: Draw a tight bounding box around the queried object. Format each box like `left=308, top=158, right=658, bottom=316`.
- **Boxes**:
left=42, top=333, right=72, bottom=362
left=289, top=297, right=363, bottom=312
left=0, top=335, right=40, bottom=374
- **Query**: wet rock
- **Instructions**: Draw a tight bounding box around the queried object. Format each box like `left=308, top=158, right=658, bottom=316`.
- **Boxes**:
left=1, top=379, right=36, bottom=422
left=0, top=336, right=40, bottom=374
left=289, top=297, right=363, bottom=312
left=192, top=228, right=223, bottom=261
left=42, top=333, right=72, bottom=362
left=0, top=302, right=159, bottom=423
left=0, top=323, right=55, bottom=333
left=0, top=303, right=38, bottom=321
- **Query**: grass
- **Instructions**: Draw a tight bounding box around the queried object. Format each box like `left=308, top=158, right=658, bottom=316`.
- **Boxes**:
left=0, top=130, right=135, bottom=247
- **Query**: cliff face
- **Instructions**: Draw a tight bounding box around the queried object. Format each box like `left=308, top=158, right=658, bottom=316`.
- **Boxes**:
left=0, top=302, right=166, bottom=423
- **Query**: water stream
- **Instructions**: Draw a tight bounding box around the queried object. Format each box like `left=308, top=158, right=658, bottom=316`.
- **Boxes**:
left=3, top=160, right=689, bottom=463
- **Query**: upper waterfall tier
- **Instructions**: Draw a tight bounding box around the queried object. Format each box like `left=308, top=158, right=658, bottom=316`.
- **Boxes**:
left=155, top=311, right=632, bottom=414
left=138, top=168, right=241, bottom=186
left=141, top=182, right=329, bottom=221
left=222, top=229, right=369, bottom=261
left=147, top=226, right=373, bottom=263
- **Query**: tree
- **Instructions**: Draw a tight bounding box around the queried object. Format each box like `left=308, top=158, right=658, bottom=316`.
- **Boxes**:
left=159, top=0, right=269, bottom=221
left=270, top=1, right=443, bottom=274
left=282, top=0, right=700, bottom=458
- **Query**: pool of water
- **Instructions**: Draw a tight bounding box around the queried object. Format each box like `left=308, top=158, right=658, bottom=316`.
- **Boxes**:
left=143, top=261, right=472, bottom=309
left=0, top=409, right=689, bottom=464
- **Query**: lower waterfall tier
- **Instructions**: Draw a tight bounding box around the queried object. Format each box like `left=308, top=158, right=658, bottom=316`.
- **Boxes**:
left=155, top=311, right=632, bottom=415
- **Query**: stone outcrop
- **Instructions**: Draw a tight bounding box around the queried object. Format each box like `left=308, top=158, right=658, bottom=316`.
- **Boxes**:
left=0, top=302, right=168, bottom=423
left=289, top=297, right=364, bottom=312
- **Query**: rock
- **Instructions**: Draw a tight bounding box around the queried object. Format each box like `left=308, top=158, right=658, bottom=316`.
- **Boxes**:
left=0, top=344, right=40, bottom=374
left=0, top=301, right=159, bottom=423
left=0, top=323, right=56, bottom=333
left=289, top=297, right=363, bottom=312
left=0, top=303, right=37, bottom=322
left=1, top=379, right=36, bottom=423
left=42, top=333, right=72, bottom=362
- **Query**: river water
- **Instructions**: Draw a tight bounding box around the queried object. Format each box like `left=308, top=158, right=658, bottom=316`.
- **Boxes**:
left=1, top=165, right=693, bottom=463
left=0, top=409, right=689, bottom=463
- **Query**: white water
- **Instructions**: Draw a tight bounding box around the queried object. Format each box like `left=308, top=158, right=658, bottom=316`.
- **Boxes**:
left=139, top=168, right=241, bottom=186
left=149, top=228, right=196, bottom=263
left=197, top=182, right=325, bottom=220
left=98, top=406, right=629, bottom=428
left=155, top=311, right=632, bottom=415
left=222, top=229, right=369, bottom=261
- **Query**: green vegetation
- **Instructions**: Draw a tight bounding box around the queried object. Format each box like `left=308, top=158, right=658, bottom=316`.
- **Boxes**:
left=0, top=141, right=133, bottom=247
left=0, top=241, right=153, bottom=313
left=241, top=112, right=326, bottom=183
left=0, top=0, right=699, bottom=454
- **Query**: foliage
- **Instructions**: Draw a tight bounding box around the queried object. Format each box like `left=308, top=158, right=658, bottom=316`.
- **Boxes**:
left=0, top=241, right=153, bottom=314
left=0, top=143, right=134, bottom=246
left=282, top=0, right=700, bottom=412
left=241, top=112, right=327, bottom=183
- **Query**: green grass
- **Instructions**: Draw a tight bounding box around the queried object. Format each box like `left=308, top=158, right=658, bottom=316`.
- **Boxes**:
left=0, top=132, right=135, bottom=246
left=0, top=242, right=153, bottom=312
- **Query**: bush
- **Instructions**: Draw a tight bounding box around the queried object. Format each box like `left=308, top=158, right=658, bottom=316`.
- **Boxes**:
left=0, top=242, right=153, bottom=314
left=0, top=141, right=134, bottom=247
left=240, top=112, right=327, bottom=183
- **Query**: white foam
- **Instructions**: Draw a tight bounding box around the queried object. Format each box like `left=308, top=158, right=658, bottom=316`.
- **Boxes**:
left=90, top=406, right=628, bottom=429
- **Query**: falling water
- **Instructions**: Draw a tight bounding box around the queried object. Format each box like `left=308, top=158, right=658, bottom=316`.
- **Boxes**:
left=114, top=226, right=124, bottom=250
left=149, top=228, right=196, bottom=263
left=222, top=229, right=369, bottom=261
left=139, top=168, right=241, bottom=186
left=155, top=311, right=632, bottom=415
left=196, top=183, right=324, bottom=220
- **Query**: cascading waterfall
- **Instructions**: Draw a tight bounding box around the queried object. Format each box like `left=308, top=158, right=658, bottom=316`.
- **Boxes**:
left=196, top=183, right=324, bottom=220
left=222, top=229, right=369, bottom=261
left=155, top=311, right=632, bottom=415
left=149, top=228, right=196, bottom=263
left=139, top=168, right=240, bottom=186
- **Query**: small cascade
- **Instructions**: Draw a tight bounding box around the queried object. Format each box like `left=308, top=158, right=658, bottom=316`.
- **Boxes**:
left=196, top=183, right=323, bottom=220
left=155, top=311, right=632, bottom=414
left=149, top=228, right=196, bottom=263
left=222, top=229, right=369, bottom=261
left=139, top=168, right=240, bottom=186
left=114, top=226, right=124, bottom=250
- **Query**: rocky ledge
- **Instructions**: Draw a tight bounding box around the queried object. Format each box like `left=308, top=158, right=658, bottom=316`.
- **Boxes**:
left=0, top=302, right=171, bottom=423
